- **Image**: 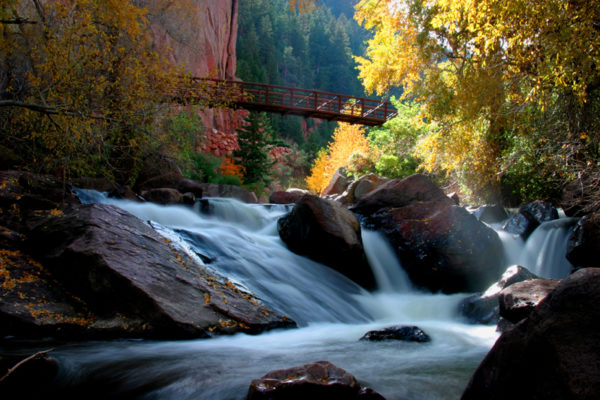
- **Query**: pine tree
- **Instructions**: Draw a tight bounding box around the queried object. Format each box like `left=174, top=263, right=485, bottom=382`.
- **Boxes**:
left=234, top=112, right=275, bottom=187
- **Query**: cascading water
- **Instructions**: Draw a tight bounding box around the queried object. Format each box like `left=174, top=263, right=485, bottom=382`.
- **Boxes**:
left=10, top=191, right=499, bottom=400
left=495, top=217, right=578, bottom=279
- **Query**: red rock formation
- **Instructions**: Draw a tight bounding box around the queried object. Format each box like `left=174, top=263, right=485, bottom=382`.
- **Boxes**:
left=147, top=0, right=244, bottom=154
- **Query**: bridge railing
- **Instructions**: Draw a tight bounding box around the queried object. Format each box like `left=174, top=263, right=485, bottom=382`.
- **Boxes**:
left=176, top=78, right=396, bottom=126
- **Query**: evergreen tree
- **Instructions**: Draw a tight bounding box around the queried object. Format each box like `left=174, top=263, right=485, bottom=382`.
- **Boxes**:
left=234, top=112, right=275, bottom=186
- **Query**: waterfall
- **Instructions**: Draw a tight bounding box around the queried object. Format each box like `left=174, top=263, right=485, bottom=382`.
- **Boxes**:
left=362, top=229, right=413, bottom=293
left=496, top=217, right=577, bottom=279
left=75, top=191, right=372, bottom=326
left=59, top=190, right=499, bottom=400
left=516, top=218, right=577, bottom=279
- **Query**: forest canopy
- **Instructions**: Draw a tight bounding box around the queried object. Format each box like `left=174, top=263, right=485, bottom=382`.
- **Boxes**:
left=353, top=0, right=600, bottom=208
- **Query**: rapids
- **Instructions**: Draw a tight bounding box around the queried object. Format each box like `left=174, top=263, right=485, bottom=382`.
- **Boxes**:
left=3, top=192, right=575, bottom=399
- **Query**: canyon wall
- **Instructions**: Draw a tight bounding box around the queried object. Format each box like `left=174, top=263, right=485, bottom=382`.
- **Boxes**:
left=147, top=0, right=243, bottom=155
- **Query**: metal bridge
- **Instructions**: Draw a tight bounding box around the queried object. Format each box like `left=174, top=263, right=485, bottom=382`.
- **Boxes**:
left=174, top=78, right=397, bottom=126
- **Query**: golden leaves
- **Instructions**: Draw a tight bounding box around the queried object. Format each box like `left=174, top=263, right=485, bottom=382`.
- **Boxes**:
left=306, top=123, right=371, bottom=194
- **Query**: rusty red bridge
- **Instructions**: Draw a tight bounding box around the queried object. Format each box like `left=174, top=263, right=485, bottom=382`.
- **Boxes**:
left=175, top=78, right=397, bottom=126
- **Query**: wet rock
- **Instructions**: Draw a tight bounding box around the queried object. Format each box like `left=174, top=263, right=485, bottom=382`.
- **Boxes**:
left=459, top=265, right=539, bottom=324
left=342, top=174, right=389, bottom=205
left=367, top=201, right=504, bottom=293
left=566, top=214, right=600, bottom=268
left=472, top=204, right=509, bottom=224
left=176, top=178, right=204, bottom=198
left=498, top=278, right=560, bottom=324
left=269, top=190, right=303, bottom=204
left=278, top=195, right=375, bottom=289
left=462, top=268, right=600, bottom=400
left=141, top=188, right=184, bottom=205
left=247, top=360, right=385, bottom=400
left=200, top=183, right=258, bottom=203
left=351, top=174, right=453, bottom=215
left=108, top=185, right=143, bottom=202
left=322, top=168, right=350, bottom=197
left=502, top=211, right=539, bottom=238
left=503, top=201, right=558, bottom=239
left=0, top=203, right=296, bottom=340
left=359, top=326, right=431, bottom=343
left=136, top=171, right=184, bottom=192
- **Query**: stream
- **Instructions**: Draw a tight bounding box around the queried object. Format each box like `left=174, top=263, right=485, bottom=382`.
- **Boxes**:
left=2, top=194, right=576, bottom=399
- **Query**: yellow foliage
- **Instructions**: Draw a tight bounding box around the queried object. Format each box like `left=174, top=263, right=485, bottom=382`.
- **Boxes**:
left=354, top=0, right=600, bottom=200
left=306, top=123, right=371, bottom=194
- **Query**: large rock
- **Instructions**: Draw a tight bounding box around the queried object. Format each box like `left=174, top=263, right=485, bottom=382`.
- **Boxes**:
left=351, top=174, right=452, bottom=215
left=503, top=200, right=559, bottom=239
left=247, top=361, right=385, bottom=400
left=200, top=183, right=258, bottom=203
left=0, top=203, right=295, bottom=340
left=141, top=188, right=184, bottom=205
left=269, top=190, right=303, bottom=204
left=278, top=195, right=375, bottom=289
left=359, top=326, right=431, bottom=343
left=322, top=168, right=351, bottom=197
left=367, top=201, right=504, bottom=293
left=149, top=0, right=245, bottom=149
left=462, top=268, right=600, bottom=400
left=341, top=174, right=389, bottom=205
left=459, top=265, right=538, bottom=325
left=471, top=204, right=509, bottom=224
left=498, top=278, right=560, bottom=324
left=134, top=153, right=183, bottom=191
left=566, top=214, right=600, bottom=268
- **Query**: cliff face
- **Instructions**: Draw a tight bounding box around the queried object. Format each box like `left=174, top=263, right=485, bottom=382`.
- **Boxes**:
left=148, top=0, right=242, bottom=154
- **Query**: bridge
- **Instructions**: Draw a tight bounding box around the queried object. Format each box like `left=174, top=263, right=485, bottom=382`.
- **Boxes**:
left=174, top=78, right=397, bottom=126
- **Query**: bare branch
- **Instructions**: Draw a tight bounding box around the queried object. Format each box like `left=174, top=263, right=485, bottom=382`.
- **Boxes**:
left=0, top=349, right=55, bottom=384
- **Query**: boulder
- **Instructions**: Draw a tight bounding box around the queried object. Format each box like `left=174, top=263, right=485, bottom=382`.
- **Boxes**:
left=351, top=174, right=452, bottom=215
left=367, top=202, right=504, bottom=293
left=503, top=200, right=559, bottom=239
left=200, top=183, right=258, bottom=203
left=141, top=188, right=184, bottom=205
left=566, top=214, right=600, bottom=268
left=247, top=361, right=385, bottom=400
left=462, top=268, right=600, bottom=400
left=136, top=171, right=184, bottom=192
left=498, top=278, right=560, bottom=324
left=322, top=168, right=350, bottom=197
left=108, top=185, right=143, bottom=202
left=0, top=170, right=77, bottom=232
left=134, top=153, right=183, bottom=191
left=0, top=203, right=295, bottom=340
left=176, top=178, right=204, bottom=198
left=269, top=190, right=303, bottom=204
left=278, top=195, right=375, bottom=289
left=459, top=265, right=538, bottom=324
left=359, top=326, right=431, bottom=343
left=342, top=174, right=389, bottom=205
left=71, top=177, right=118, bottom=192
left=472, top=204, right=509, bottom=224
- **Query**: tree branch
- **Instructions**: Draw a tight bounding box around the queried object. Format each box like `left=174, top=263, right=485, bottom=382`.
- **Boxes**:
left=0, top=349, right=54, bottom=384
left=0, top=100, right=61, bottom=114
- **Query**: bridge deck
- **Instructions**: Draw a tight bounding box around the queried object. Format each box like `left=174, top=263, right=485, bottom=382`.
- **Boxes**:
left=175, top=78, right=396, bottom=126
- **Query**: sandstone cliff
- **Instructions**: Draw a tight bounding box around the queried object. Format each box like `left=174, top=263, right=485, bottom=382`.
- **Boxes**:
left=147, top=0, right=243, bottom=154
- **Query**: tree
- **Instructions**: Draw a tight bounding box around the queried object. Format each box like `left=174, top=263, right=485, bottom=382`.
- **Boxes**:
left=305, top=122, right=370, bottom=193
left=354, top=0, right=600, bottom=203
left=0, top=0, right=184, bottom=182
left=234, top=112, right=275, bottom=187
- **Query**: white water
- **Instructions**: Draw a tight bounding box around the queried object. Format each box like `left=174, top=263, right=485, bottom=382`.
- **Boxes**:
left=496, top=218, right=577, bottom=279
left=34, top=191, right=500, bottom=399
